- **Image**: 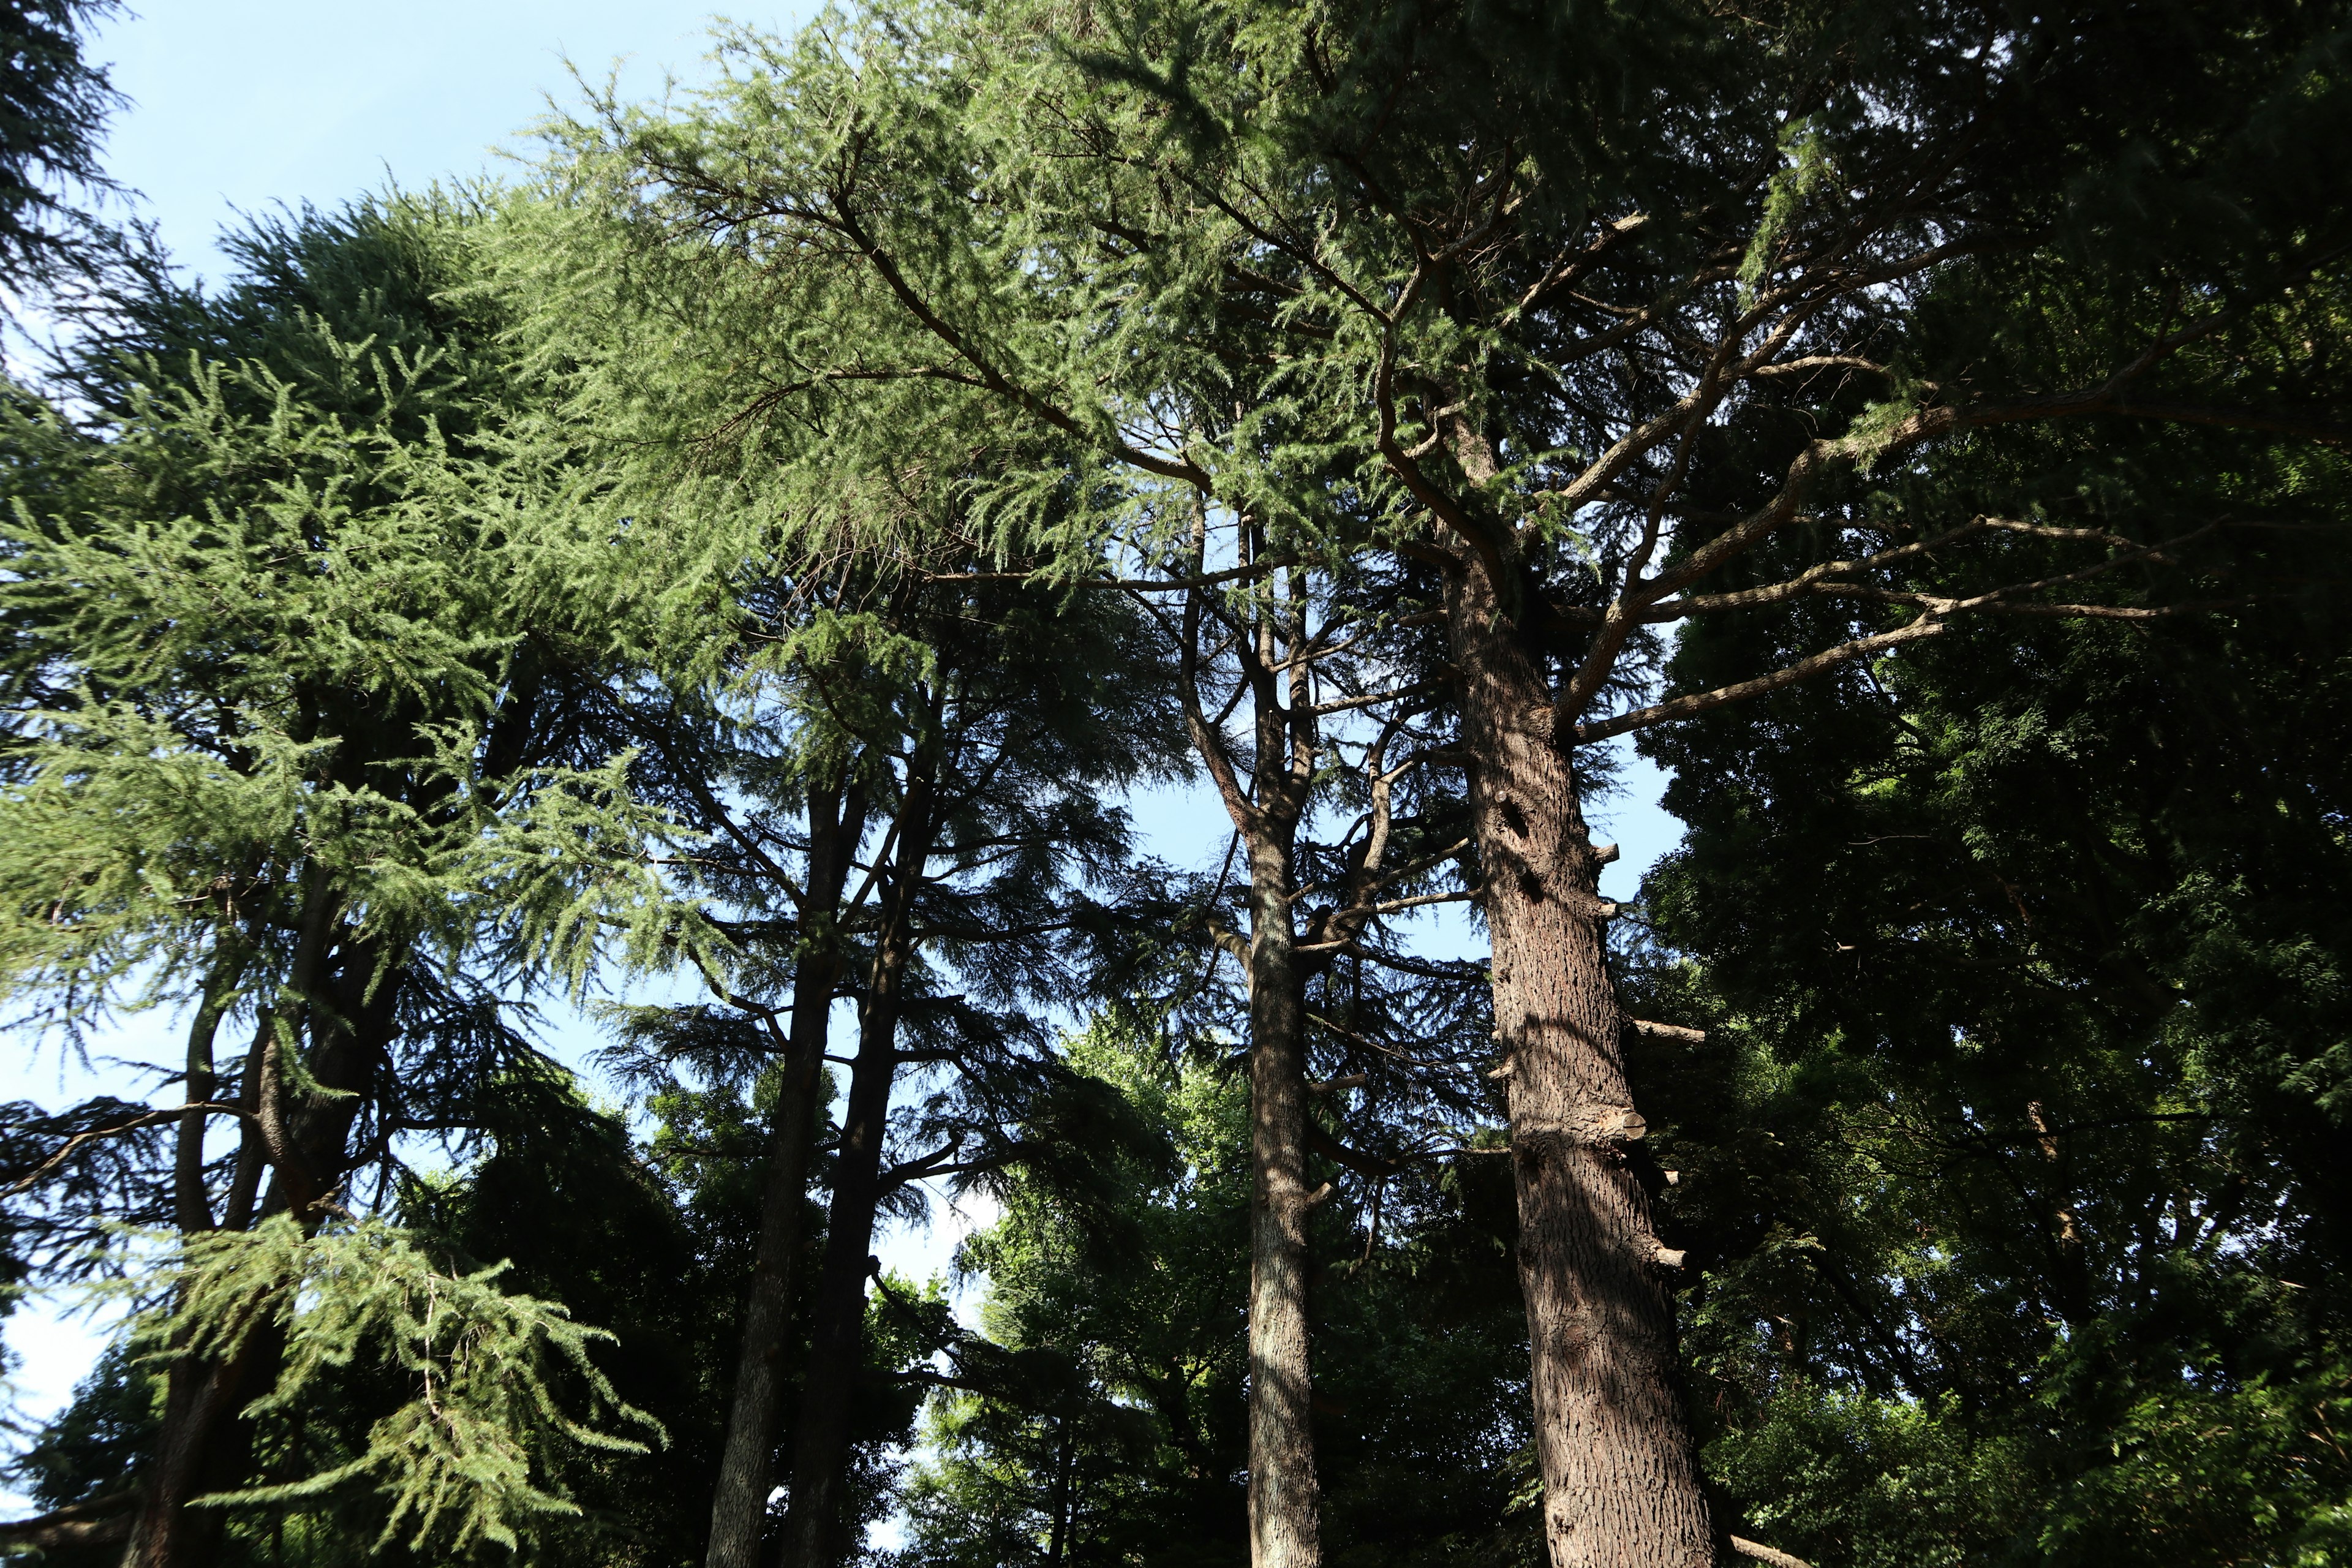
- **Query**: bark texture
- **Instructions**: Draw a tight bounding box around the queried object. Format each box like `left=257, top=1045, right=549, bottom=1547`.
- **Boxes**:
left=704, top=782, right=866, bottom=1568
left=1446, top=560, right=1713, bottom=1568
left=1243, top=835, right=1319, bottom=1568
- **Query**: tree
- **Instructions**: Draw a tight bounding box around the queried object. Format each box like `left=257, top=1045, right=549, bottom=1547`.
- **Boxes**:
left=1146, top=522, right=1476, bottom=1568
left=545, top=2, right=2352, bottom=1561
left=508, top=140, right=1454, bottom=1567
left=0, top=194, right=687, bottom=1565
left=538, top=31, right=1483, bottom=1567
left=1624, top=256, right=2352, bottom=1567
left=891, top=1019, right=1540, bottom=1568
left=0, top=0, right=124, bottom=296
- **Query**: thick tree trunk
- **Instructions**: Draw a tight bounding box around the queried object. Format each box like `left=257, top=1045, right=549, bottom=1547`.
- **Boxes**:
left=704, top=782, right=866, bottom=1568
left=118, top=1343, right=251, bottom=1568
left=120, top=1286, right=288, bottom=1568
left=778, top=772, right=933, bottom=1568
left=1243, top=835, right=1320, bottom=1568
left=1445, top=560, right=1713, bottom=1568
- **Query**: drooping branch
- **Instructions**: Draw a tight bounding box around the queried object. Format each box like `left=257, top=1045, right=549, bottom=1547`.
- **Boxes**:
left=8, top=1103, right=254, bottom=1199
left=0, top=1492, right=136, bottom=1551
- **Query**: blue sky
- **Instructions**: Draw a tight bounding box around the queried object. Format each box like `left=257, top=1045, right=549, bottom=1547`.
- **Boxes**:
left=4, top=0, right=1686, bottom=1501
left=90, top=1, right=808, bottom=282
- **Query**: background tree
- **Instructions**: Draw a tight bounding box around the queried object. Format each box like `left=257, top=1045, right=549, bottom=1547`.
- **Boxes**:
left=1623, top=256, right=2352, bottom=1568
left=888, top=1018, right=1540, bottom=1568
left=1147, top=516, right=1477, bottom=1568
left=0, top=0, right=125, bottom=296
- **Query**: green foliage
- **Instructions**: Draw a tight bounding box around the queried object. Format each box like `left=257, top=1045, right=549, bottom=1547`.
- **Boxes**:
left=892, top=1020, right=1538, bottom=1568
left=0, top=190, right=739, bottom=1565
left=1627, top=253, right=2352, bottom=1564
left=4, top=1340, right=160, bottom=1512
left=384, top=1084, right=773, bottom=1567
left=4, top=4, right=2350, bottom=1564
left=891, top=1024, right=1255, bottom=1568
left=0, top=191, right=714, bottom=1024
left=1703, top=1387, right=2032, bottom=1568
left=140, top=1215, right=658, bottom=1556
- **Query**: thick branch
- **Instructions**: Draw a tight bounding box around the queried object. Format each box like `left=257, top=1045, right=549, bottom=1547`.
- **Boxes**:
left=1572, top=612, right=1948, bottom=744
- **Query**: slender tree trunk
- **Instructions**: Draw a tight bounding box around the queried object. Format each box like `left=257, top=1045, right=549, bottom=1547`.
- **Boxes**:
left=772, top=961, right=900, bottom=1568
left=778, top=771, right=934, bottom=1568
left=1243, top=834, right=1319, bottom=1568
left=1045, top=1414, right=1075, bottom=1568
left=221, top=1009, right=270, bottom=1234
left=1177, top=542, right=1324, bottom=1568
left=123, top=981, right=239, bottom=1567
left=1445, top=559, right=1713, bottom=1568
left=704, top=782, right=866, bottom=1568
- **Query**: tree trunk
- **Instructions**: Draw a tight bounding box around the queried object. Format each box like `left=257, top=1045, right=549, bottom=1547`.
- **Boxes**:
left=125, top=984, right=236, bottom=1567
left=1177, top=548, right=1324, bottom=1568
left=778, top=770, right=933, bottom=1568
left=704, top=781, right=867, bottom=1568
left=118, top=1315, right=279, bottom=1568
left=172, top=981, right=228, bottom=1234
left=772, top=961, right=900, bottom=1568
left=1045, top=1414, right=1075, bottom=1568
left=1445, top=559, right=1713, bottom=1568
left=127, top=911, right=399, bottom=1568
left=1243, top=834, right=1320, bottom=1568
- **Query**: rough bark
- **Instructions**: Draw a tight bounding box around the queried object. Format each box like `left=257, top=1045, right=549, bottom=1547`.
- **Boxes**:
left=778, top=768, right=935, bottom=1568
left=1446, top=557, right=1713, bottom=1568
left=704, top=781, right=867, bottom=1568
left=1243, top=833, right=1319, bottom=1568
